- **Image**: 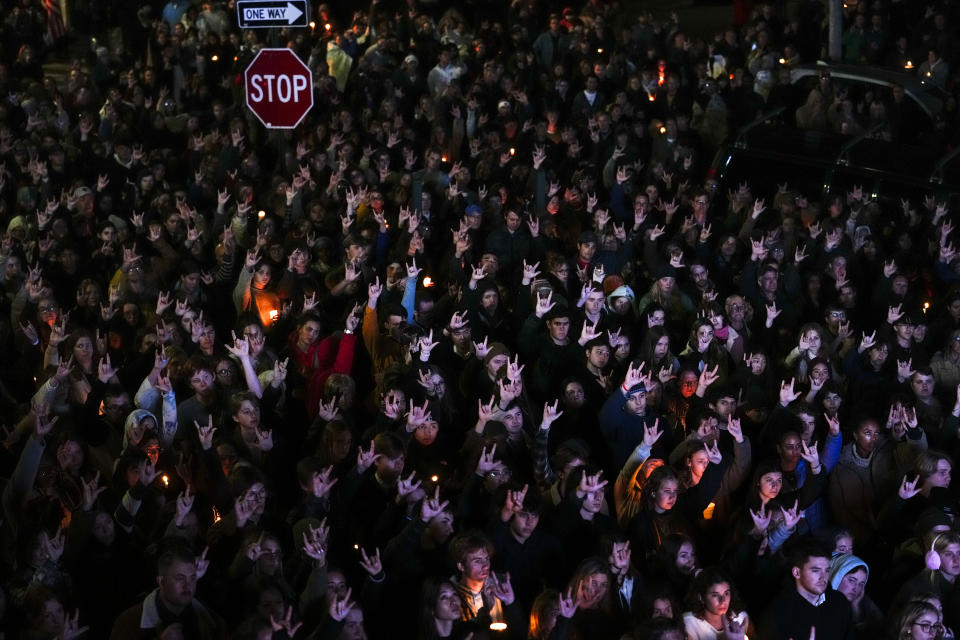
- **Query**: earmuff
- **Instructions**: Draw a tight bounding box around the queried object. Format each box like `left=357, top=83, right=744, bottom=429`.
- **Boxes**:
left=925, top=533, right=946, bottom=571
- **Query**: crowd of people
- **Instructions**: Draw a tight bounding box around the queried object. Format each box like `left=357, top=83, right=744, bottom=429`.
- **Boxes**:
left=0, top=0, right=959, bottom=638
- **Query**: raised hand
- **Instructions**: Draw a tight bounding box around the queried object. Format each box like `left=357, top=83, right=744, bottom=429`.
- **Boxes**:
left=195, top=416, right=217, bottom=451
left=899, top=474, right=922, bottom=500
left=328, top=587, right=356, bottom=622
left=780, top=378, right=801, bottom=406
left=749, top=503, right=771, bottom=532
left=475, top=444, right=498, bottom=477
left=312, top=466, right=338, bottom=499
left=359, top=547, right=383, bottom=577
left=800, top=440, right=820, bottom=471
left=642, top=419, right=663, bottom=448
left=541, top=400, right=563, bottom=429
left=396, top=470, right=422, bottom=501
left=357, top=440, right=377, bottom=474
left=705, top=440, right=722, bottom=465
left=420, top=485, right=450, bottom=522
left=175, top=487, right=195, bottom=527
left=81, top=471, right=106, bottom=512
left=780, top=499, right=802, bottom=529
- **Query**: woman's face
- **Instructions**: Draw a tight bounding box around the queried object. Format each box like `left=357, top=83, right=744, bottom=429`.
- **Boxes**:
left=696, top=324, right=714, bottom=347
left=434, top=584, right=462, bottom=622
left=654, top=336, right=670, bottom=360
left=804, top=329, right=822, bottom=354
left=581, top=572, right=609, bottom=608
left=939, top=543, right=960, bottom=578
left=253, top=264, right=271, bottom=287
left=836, top=567, right=867, bottom=603
left=910, top=610, right=943, bottom=640
left=298, top=320, right=321, bottom=348
left=758, top=472, right=783, bottom=501
left=703, top=582, right=732, bottom=617
left=653, top=478, right=679, bottom=513
left=92, top=511, right=116, bottom=545
left=73, top=336, right=94, bottom=362
left=676, top=541, right=696, bottom=574
left=708, top=312, right=724, bottom=331
left=331, top=430, right=352, bottom=462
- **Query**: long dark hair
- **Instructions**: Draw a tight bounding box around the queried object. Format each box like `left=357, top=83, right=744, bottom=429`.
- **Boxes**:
left=685, top=566, right=743, bottom=618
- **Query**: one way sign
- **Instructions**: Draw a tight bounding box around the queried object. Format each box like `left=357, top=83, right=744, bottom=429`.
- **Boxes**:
left=237, top=0, right=309, bottom=28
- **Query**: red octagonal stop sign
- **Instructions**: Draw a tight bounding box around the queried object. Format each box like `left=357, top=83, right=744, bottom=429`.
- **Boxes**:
left=245, top=48, right=313, bottom=129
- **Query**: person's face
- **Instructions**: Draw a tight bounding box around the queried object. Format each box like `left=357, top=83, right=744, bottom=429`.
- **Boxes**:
left=480, top=253, right=499, bottom=275
left=510, top=509, right=540, bottom=542
left=481, top=289, right=498, bottom=311
left=243, top=482, right=267, bottom=519
left=564, top=381, right=585, bottom=408
left=653, top=478, right=679, bottom=513
left=73, top=336, right=94, bottom=361
left=712, top=396, right=736, bottom=420
left=688, top=450, right=711, bottom=481
left=648, top=310, right=665, bottom=327
left=435, top=584, right=462, bottom=621
left=894, top=321, right=915, bottom=342
left=190, top=369, right=214, bottom=395
left=760, top=269, right=779, bottom=293
left=298, top=320, right=321, bottom=348
left=341, top=608, right=367, bottom=640
left=804, top=329, right=821, bottom=354
left=703, top=581, right=732, bottom=617
left=158, top=559, right=198, bottom=610
left=92, top=510, right=116, bottom=545
left=578, top=241, right=597, bottom=262
left=853, top=421, right=880, bottom=456
left=680, top=372, right=698, bottom=398
left=868, top=344, right=888, bottom=369
left=426, top=509, right=454, bottom=542
left=758, top=471, right=783, bottom=501
left=587, top=345, right=610, bottom=370
left=794, top=556, right=830, bottom=597
left=216, top=359, right=237, bottom=386
left=939, top=543, right=960, bottom=578
left=234, top=399, right=260, bottom=430
left=676, top=541, right=697, bottom=574
left=582, top=487, right=604, bottom=513
left=822, top=391, right=842, bottom=416
left=504, top=211, right=522, bottom=232
left=501, top=406, right=523, bottom=433
left=651, top=597, right=674, bottom=619
left=911, top=611, right=944, bottom=640
left=257, top=538, right=282, bottom=575
left=548, top=317, right=570, bottom=342
left=833, top=535, right=853, bottom=555
left=256, top=587, right=284, bottom=625
left=486, top=354, right=509, bottom=376
left=345, top=243, right=368, bottom=264
left=459, top=549, right=491, bottom=583
left=696, top=324, right=714, bottom=346
left=836, top=567, right=867, bottom=604
left=659, top=276, right=675, bottom=294
left=57, top=440, right=83, bottom=473
left=414, top=419, right=439, bottom=445
left=584, top=291, right=604, bottom=314
left=626, top=389, right=647, bottom=415
left=778, top=433, right=802, bottom=466
left=928, top=460, right=952, bottom=489
left=374, top=454, right=404, bottom=482
left=810, top=361, right=829, bottom=385
left=912, top=374, right=934, bottom=399
left=654, top=336, right=670, bottom=360
left=37, top=598, right=65, bottom=634
left=892, top=276, right=909, bottom=297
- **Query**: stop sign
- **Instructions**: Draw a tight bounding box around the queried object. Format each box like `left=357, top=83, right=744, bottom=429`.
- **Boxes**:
left=245, top=48, right=313, bottom=129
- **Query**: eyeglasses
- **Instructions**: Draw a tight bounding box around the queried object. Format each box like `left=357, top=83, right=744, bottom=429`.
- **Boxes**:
left=829, top=311, right=846, bottom=318
left=913, top=622, right=943, bottom=634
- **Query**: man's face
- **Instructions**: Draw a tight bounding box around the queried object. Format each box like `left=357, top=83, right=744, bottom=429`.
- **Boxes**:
left=868, top=344, right=888, bottom=369
left=584, top=291, right=604, bottom=314
left=586, top=345, right=610, bottom=370
left=158, top=559, right=198, bottom=610
left=548, top=317, right=570, bottom=343
left=501, top=407, right=523, bottom=433
left=190, top=369, right=214, bottom=395
left=510, top=510, right=539, bottom=542
left=564, top=382, right=585, bottom=408
left=626, top=390, right=647, bottom=415
left=793, top=556, right=830, bottom=597
left=929, top=460, right=952, bottom=488
left=711, top=396, right=736, bottom=420
left=894, top=322, right=915, bottom=342
left=459, top=549, right=491, bottom=583
left=375, top=454, right=404, bottom=482
left=578, top=241, right=596, bottom=262
left=504, top=211, right=521, bottom=232
left=912, top=373, right=934, bottom=399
